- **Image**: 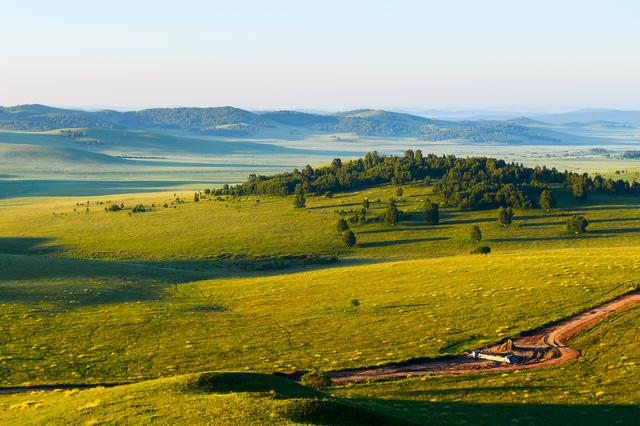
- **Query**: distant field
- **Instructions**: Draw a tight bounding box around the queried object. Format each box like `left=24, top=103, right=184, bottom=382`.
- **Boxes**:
left=3, top=184, right=640, bottom=260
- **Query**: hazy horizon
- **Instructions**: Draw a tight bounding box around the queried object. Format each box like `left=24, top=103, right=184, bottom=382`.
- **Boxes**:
left=2, top=0, right=639, bottom=110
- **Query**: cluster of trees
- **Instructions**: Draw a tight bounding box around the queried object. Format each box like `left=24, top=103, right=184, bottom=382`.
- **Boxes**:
left=215, top=151, right=640, bottom=211
left=337, top=218, right=356, bottom=247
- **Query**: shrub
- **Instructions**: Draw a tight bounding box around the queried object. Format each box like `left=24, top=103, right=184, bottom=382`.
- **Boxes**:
left=342, top=230, right=356, bottom=247
left=470, top=246, right=491, bottom=255
left=567, top=215, right=589, bottom=234
left=470, top=225, right=482, bottom=243
left=424, top=198, right=439, bottom=225
left=349, top=298, right=360, bottom=308
left=337, top=219, right=349, bottom=232
left=300, top=370, right=332, bottom=389
left=105, top=204, right=122, bottom=212
left=131, top=204, right=147, bottom=213
left=497, top=206, right=513, bottom=226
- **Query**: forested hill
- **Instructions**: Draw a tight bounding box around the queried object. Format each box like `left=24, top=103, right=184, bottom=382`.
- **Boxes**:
left=216, top=151, right=640, bottom=210
left=0, top=104, right=570, bottom=143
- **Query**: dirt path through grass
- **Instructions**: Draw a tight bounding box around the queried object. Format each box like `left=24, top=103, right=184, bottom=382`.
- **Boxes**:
left=329, top=289, right=640, bottom=383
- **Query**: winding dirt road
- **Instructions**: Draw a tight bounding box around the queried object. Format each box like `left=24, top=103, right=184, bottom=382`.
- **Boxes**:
left=1, top=290, right=638, bottom=394
left=329, top=289, right=640, bottom=384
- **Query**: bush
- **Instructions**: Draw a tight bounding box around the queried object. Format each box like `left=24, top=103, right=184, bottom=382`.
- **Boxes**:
left=337, top=218, right=349, bottom=232
left=105, top=204, right=122, bottom=212
left=349, top=298, right=360, bottom=308
left=342, top=230, right=356, bottom=247
left=300, top=370, right=332, bottom=389
left=567, top=215, right=589, bottom=234
left=470, top=246, right=491, bottom=255
left=131, top=204, right=147, bottom=213
left=497, top=206, right=513, bottom=226
left=470, top=225, right=482, bottom=243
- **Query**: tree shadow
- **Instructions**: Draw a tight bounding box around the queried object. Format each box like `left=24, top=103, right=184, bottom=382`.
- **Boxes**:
left=489, top=235, right=610, bottom=242
left=358, top=237, right=449, bottom=248
left=590, top=228, right=640, bottom=235
left=358, top=226, right=452, bottom=235
left=343, top=399, right=640, bottom=426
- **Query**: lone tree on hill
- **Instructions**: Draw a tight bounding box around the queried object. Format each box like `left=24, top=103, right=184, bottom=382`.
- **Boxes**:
left=337, top=218, right=349, bottom=232
left=539, top=189, right=554, bottom=212
left=362, top=198, right=370, bottom=210
left=384, top=198, right=400, bottom=225
left=342, top=230, right=356, bottom=247
left=292, top=184, right=306, bottom=208
left=193, top=193, right=200, bottom=203
left=567, top=215, right=589, bottom=234
left=470, top=225, right=482, bottom=243
left=424, top=198, right=439, bottom=225
left=497, top=206, right=514, bottom=226
left=396, top=187, right=404, bottom=197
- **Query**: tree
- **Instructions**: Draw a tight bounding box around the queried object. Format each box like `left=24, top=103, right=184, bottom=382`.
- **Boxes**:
left=292, top=184, right=305, bottom=208
left=567, top=215, right=588, bottom=234
left=342, top=230, right=356, bottom=247
left=497, top=206, right=513, bottom=226
left=539, top=189, right=554, bottom=212
left=362, top=198, right=370, bottom=210
left=470, top=225, right=482, bottom=243
left=396, top=187, right=404, bottom=197
left=424, top=198, right=439, bottom=225
left=331, top=158, right=343, bottom=169
left=384, top=199, right=400, bottom=225
left=470, top=245, right=491, bottom=254
left=337, top=218, right=349, bottom=232
left=194, top=193, right=200, bottom=202
left=424, top=176, right=432, bottom=186
left=572, top=182, right=587, bottom=200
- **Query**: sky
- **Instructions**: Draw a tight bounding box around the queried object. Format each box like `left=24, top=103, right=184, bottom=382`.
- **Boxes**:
left=1, top=0, right=639, bottom=111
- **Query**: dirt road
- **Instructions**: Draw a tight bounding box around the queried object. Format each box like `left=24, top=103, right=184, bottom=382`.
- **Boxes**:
left=329, top=289, right=640, bottom=384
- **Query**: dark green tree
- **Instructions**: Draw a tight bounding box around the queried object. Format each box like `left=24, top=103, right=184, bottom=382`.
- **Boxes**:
left=342, top=230, right=356, bottom=247
left=497, top=206, right=513, bottom=226
left=396, top=187, right=404, bottom=197
left=384, top=198, right=400, bottom=225
left=362, top=198, right=370, bottom=210
left=470, top=225, right=482, bottom=243
left=292, top=184, right=306, bottom=208
left=424, top=198, right=439, bottom=225
left=572, top=182, right=587, bottom=200
left=194, top=193, right=200, bottom=202
left=567, top=215, right=589, bottom=234
left=337, top=218, right=349, bottom=232
left=539, top=189, right=554, bottom=212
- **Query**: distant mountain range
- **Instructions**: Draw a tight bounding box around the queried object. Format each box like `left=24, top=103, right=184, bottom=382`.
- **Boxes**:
left=1, top=104, right=638, bottom=145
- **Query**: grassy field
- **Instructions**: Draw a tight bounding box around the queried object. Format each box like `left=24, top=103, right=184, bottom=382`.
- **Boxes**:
left=0, top=372, right=406, bottom=425
left=332, top=304, right=640, bottom=425
left=0, top=247, right=638, bottom=386
left=3, top=183, right=640, bottom=261
left=1, top=178, right=640, bottom=424
left=1, top=306, right=637, bottom=425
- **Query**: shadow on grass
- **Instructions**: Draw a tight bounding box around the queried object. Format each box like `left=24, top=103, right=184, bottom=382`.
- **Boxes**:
left=358, top=237, right=449, bottom=248
left=489, top=235, right=610, bottom=243
left=358, top=226, right=452, bottom=235
left=0, top=238, right=390, bottom=308
left=345, top=399, right=640, bottom=426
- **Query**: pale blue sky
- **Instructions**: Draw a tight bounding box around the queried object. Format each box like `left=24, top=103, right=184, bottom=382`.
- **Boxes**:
left=1, top=0, right=639, bottom=110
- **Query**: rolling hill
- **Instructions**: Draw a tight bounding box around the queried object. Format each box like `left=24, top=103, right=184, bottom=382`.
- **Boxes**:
left=0, top=104, right=621, bottom=144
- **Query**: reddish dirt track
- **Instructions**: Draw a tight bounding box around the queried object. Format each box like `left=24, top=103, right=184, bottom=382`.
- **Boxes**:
left=329, top=290, right=640, bottom=384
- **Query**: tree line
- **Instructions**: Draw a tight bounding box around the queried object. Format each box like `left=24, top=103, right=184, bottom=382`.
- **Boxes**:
left=214, top=151, right=640, bottom=210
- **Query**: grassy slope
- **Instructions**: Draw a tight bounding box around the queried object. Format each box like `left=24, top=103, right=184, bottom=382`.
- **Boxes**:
left=333, top=304, right=640, bottom=425
left=1, top=182, right=640, bottom=423
left=0, top=248, right=638, bottom=386
left=0, top=372, right=407, bottom=425
left=2, top=184, right=640, bottom=261
left=2, top=307, right=638, bottom=425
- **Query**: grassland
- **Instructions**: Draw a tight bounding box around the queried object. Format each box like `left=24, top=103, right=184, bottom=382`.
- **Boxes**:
left=1, top=178, right=640, bottom=424
left=332, top=304, right=640, bottom=425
